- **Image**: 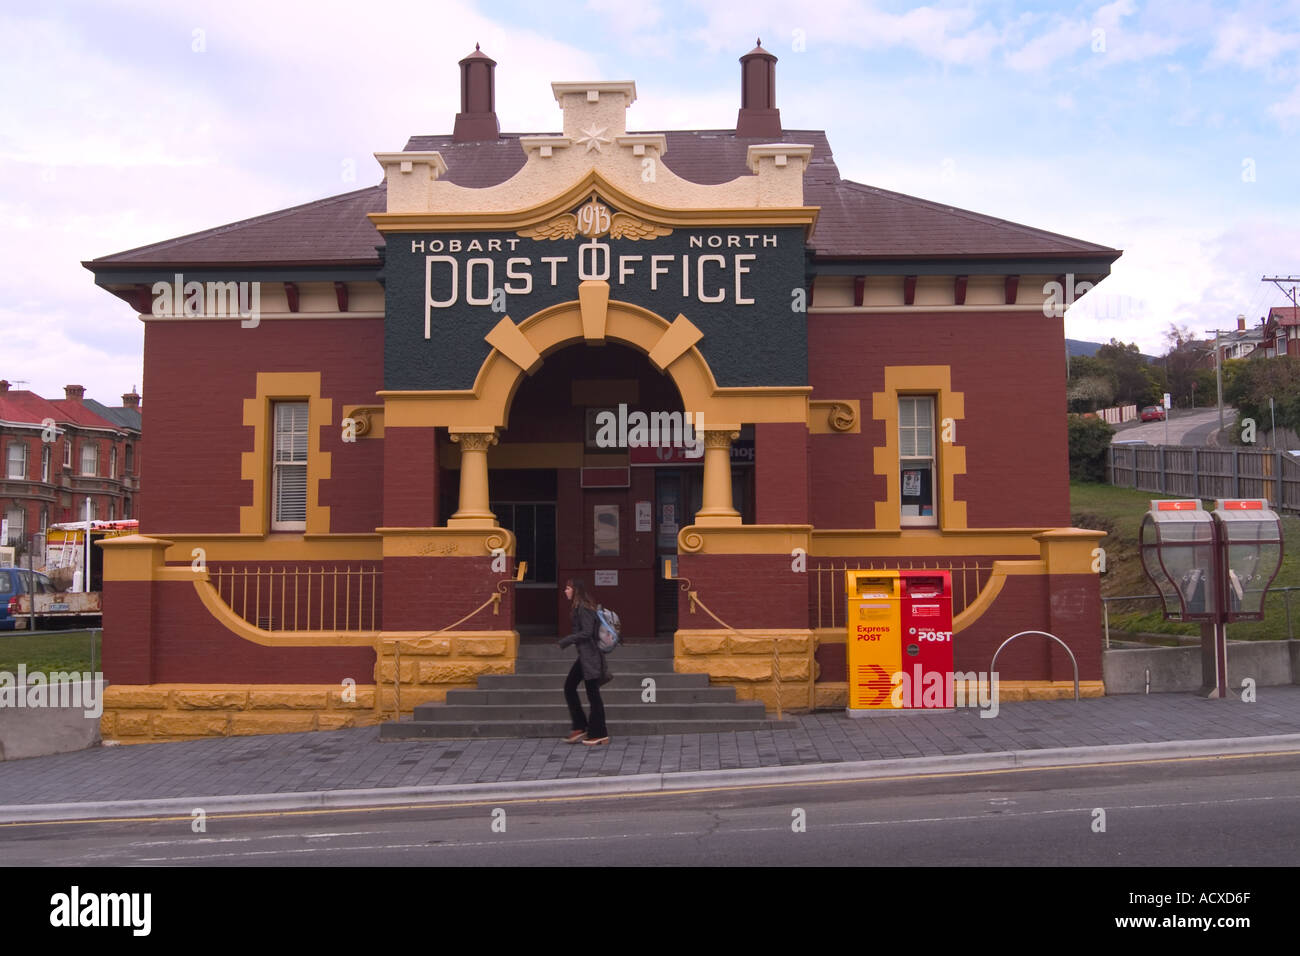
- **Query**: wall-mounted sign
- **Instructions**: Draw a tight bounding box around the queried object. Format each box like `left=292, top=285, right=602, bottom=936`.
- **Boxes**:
left=594, top=570, right=618, bottom=587
left=381, top=220, right=808, bottom=391
left=630, top=439, right=754, bottom=466
left=635, top=500, right=652, bottom=532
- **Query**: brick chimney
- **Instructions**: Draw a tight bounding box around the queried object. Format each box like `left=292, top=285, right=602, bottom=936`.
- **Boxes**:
left=64, top=384, right=85, bottom=401
left=1237, top=314, right=1246, bottom=331
left=452, top=44, right=500, bottom=142
left=122, top=388, right=141, bottom=410
left=736, top=40, right=782, bottom=139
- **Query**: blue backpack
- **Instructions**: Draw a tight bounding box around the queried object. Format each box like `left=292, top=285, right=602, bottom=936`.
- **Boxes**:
left=595, top=606, right=622, bottom=653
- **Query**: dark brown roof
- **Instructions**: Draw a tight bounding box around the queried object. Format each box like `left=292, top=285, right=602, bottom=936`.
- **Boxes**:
left=86, top=129, right=1118, bottom=269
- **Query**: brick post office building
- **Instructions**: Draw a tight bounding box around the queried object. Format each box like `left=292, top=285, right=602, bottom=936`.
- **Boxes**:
left=86, top=45, right=1118, bottom=741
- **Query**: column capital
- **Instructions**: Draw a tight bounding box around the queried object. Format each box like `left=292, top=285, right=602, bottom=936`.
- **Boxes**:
left=703, top=428, right=740, bottom=450
left=450, top=430, right=499, bottom=453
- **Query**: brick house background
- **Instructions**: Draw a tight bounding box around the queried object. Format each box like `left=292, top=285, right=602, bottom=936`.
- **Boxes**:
left=0, top=380, right=142, bottom=554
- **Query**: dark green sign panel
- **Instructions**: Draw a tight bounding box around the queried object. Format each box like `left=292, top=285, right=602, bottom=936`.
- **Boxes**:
left=381, top=226, right=808, bottom=391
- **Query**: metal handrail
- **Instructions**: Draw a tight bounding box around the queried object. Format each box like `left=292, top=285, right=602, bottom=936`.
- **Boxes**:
left=990, top=630, right=1079, bottom=702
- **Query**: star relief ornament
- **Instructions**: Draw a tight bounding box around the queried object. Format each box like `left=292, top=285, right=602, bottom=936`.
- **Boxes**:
left=576, top=125, right=612, bottom=153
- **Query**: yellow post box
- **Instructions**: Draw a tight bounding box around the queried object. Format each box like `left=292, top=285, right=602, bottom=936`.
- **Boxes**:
left=845, top=570, right=902, bottom=712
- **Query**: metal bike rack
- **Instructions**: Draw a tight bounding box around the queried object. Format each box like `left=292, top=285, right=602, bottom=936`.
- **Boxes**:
left=989, top=630, right=1080, bottom=702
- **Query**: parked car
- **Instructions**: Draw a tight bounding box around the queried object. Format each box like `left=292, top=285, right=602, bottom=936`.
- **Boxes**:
left=1141, top=405, right=1166, bottom=422
left=0, top=568, right=57, bottom=630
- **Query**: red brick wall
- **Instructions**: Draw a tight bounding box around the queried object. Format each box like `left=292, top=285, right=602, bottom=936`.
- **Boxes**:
left=382, top=554, right=514, bottom=631
left=383, top=427, right=438, bottom=527
left=817, top=572, right=1102, bottom=684
left=148, top=579, right=374, bottom=684
left=101, top=580, right=156, bottom=684
left=808, top=310, right=1070, bottom=529
left=141, top=318, right=382, bottom=534
left=755, top=422, right=809, bottom=524
left=676, top=553, right=810, bottom=629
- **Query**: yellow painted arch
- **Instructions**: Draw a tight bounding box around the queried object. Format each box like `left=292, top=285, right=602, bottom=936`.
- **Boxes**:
left=379, top=287, right=810, bottom=430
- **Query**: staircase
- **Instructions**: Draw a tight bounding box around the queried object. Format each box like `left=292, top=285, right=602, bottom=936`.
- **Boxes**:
left=380, top=642, right=795, bottom=739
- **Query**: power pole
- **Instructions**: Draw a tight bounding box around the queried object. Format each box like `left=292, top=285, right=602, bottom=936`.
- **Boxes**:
left=1262, top=275, right=1299, bottom=310
left=1203, top=327, right=1228, bottom=435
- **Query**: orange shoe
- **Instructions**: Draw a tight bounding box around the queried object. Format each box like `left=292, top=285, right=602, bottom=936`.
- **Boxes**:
left=582, top=736, right=610, bottom=746
left=564, top=730, right=586, bottom=744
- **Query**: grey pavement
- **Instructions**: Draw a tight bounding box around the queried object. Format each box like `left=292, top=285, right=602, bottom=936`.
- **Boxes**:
left=2, top=687, right=1300, bottom=818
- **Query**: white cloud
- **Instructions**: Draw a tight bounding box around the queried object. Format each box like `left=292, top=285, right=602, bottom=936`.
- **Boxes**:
left=687, top=0, right=1001, bottom=65
left=1208, top=13, right=1300, bottom=71
left=1004, top=17, right=1090, bottom=72
left=585, top=0, right=665, bottom=33
left=1267, top=83, right=1300, bottom=125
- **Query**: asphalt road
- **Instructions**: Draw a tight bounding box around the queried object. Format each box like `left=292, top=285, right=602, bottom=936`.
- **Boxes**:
left=1112, top=408, right=1229, bottom=446
left=5, top=751, right=1297, bottom=867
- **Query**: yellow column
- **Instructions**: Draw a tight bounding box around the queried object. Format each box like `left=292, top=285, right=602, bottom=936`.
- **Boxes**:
left=448, top=430, right=498, bottom=528
left=695, top=427, right=741, bottom=526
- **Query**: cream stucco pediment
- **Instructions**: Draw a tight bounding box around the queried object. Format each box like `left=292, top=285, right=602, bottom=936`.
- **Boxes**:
left=372, top=80, right=815, bottom=222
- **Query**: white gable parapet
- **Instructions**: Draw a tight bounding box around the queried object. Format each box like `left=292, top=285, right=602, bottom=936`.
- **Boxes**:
left=375, top=80, right=813, bottom=215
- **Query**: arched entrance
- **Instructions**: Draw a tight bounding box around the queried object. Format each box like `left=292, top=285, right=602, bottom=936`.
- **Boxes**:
left=448, top=340, right=756, bottom=639
left=380, top=286, right=808, bottom=636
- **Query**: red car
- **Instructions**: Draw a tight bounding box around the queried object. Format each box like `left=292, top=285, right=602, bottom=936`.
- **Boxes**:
left=1141, top=405, right=1166, bottom=422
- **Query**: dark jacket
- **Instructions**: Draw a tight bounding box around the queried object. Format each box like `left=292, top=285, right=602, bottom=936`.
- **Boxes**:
left=558, top=604, right=606, bottom=682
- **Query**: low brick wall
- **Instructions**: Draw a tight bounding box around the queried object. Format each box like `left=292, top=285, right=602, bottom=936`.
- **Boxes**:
left=675, top=629, right=815, bottom=711
left=376, top=630, right=517, bottom=715
left=101, top=684, right=380, bottom=743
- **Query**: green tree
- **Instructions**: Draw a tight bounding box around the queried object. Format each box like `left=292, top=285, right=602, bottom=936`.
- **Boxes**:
left=1067, top=414, right=1115, bottom=482
left=1224, top=356, right=1300, bottom=444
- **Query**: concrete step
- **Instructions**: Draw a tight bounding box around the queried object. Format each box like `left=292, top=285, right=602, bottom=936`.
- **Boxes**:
left=444, top=686, right=739, bottom=705
left=410, top=701, right=769, bottom=721
left=476, top=673, right=709, bottom=690
left=516, top=643, right=672, bottom=659
left=380, top=718, right=797, bottom=739
left=515, top=658, right=673, bottom=675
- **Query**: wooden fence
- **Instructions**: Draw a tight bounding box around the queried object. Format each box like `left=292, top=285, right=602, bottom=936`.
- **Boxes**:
left=1108, top=445, right=1300, bottom=510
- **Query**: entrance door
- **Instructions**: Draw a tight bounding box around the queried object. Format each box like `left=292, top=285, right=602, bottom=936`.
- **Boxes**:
left=653, top=469, right=702, bottom=635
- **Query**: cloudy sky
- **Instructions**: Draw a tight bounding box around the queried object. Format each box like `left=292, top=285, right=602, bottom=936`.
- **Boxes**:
left=2, top=0, right=1298, bottom=405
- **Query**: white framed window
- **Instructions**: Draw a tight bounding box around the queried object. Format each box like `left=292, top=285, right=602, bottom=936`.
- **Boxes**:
left=272, top=402, right=309, bottom=531
left=41, top=445, right=50, bottom=482
left=899, top=396, right=937, bottom=527
left=5, top=442, right=26, bottom=480
left=109, top=499, right=116, bottom=520
left=125, top=443, right=134, bottom=475
left=110, top=446, right=117, bottom=478
left=4, top=507, right=23, bottom=546
left=80, top=442, right=97, bottom=477
left=64, top=438, right=72, bottom=468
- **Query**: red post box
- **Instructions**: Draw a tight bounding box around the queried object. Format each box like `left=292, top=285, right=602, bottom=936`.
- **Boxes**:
left=899, top=571, right=953, bottom=708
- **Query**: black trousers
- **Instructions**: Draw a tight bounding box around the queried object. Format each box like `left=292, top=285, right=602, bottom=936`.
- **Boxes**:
left=563, top=659, right=608, bottom=738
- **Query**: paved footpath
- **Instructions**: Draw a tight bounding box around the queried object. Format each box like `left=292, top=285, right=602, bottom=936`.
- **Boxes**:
left=2, top=688, right=1299, bottom=814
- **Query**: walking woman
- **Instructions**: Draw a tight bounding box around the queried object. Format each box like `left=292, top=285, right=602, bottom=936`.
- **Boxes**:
left=557, top=578, right=610, bottom=746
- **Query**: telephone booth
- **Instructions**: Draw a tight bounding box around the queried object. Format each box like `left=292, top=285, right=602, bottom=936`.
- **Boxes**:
left=1139, top=500, right=1217, bottom=620
left=1210, top=499, right=1283, bottom=622
left=1139, top=497, right=1284, bottom=699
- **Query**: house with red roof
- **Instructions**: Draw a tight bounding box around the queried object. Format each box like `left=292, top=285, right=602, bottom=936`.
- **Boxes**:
left=0, top=381, right=141, bottom=553
left=1260, top=306, right=1300, bottom=358
left=83, top=44, right=1119, bottom=742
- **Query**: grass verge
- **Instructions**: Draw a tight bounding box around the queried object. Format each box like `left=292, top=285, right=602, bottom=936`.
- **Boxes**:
left=0, top=630, right=101, bottom=673
left=1071, top=480, right=1300, bottom=641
